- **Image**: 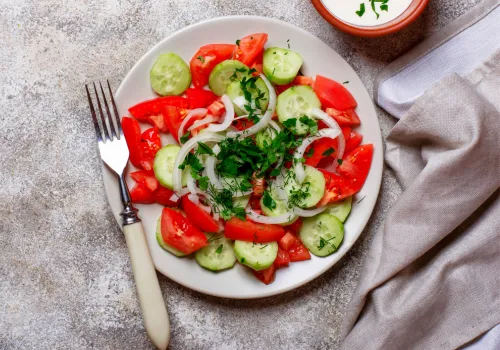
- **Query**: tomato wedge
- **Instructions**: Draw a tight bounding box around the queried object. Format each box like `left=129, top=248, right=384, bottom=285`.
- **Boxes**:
left=224, top=218, right=285, bottom=243
left=305, top=137, right=338, bottom=167
left=252, top=264, right=276, bottom=285
left=160, top=208, right=208, bottom=254
left=130, top=170, right=159, bottom=192
left=275, top=76, right=314, bottom=95
left=274, top=247, right=290, bottom=268
left=122, top=117, right=143, bottom=169
left=190, top=44, right=235, bottom=88
left=337, top=144, right=373, bottom=189
left=207, top=100, right=225, bottom=117
left=317, top=169, right=356, bottom=206
left=314, top=75, right=357, bottom=110
left=181, top=196, right=219, bottom=233
left=130, top=183, right=155, bottom=204
left=278, top=231, right=300, bottom=251
left=325, top=107, right=361, bottom=127
left=233, top=33, right=268, bottom=66
left=185, top=88, right=217, bottom=109
left=154, top=186, right=179, bottom=207
left=344, top=130, right=363, bottom=155
left=128, top=96, right=189, bottom=121
left=284, top=218, right=303, bottom=234
left=162, top=106, right=188, bottom=142
left=288, top=243, right=311, bottom=262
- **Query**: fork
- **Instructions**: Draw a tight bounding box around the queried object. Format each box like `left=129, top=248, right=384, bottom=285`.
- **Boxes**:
left=85, top=81, right=170, bottom=350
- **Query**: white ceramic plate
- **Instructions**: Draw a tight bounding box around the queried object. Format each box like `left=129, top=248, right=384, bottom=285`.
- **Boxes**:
left=105, top=16, right=383, bottom=299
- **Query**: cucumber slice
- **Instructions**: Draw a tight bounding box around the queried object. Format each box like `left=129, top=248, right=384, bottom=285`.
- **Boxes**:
left=226, top=77, right=269, bottom=116
left=153, top=145, right=188, bottom=189
left=263, top=47, right=303, bottom=85
left=234, top=241, right=278, bottom=271
left=209, top=60, right=250, bottom=96
left=300, top=213, right=344, bottom=257
left=326, top=196, right=352, bottom=222
left=233, top=194, right=250, bottom=209
left=156, top=218, right=187, bottom=257
left=260, top=189, right=296, bottom=225
left=284, top=165, right=325, bottom=208
left=255, top=127, right=277, bottom=150
left=195, top=233, right=236, bottom=271
left=276, top=86, right=321, bottom=135
left=150, top=53, right=191, bottom=96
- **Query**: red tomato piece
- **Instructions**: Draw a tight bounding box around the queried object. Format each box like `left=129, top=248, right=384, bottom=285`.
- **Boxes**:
left=155, top=186, right=179, bottom=207
left=231, top=118, right=255, bottom=131
left=337, top=144, right=373, bottom=191
left=275, top=76, right=315, bottom=95
left=139, top=127, right=161, bottom=160
left=316, top=169, right=356, bottom=206
left=252, top=264, right=276, bottom=285
left=278, top=231, right=299, bottom=251
left=128, top=96, right=189, bottom=121
left=314, top=75, right=357, bottom=110
left=185, top=88, right=218, bottom=109
left=344, top=130, right=363, bottom=155
left=233, top=33, right=268, bottom=66
left=130, top=183, right=155, bottom=204
left=122, top=117, right=143, bottom=169
left=190, top=44, right=235, bottom=88
left=130, top=170, right=159, bottom=192
left=161, top=208, right=208, bottom=254
left=289, top=243, right=311, bottom=262
left=147, top=114, right=168, bottom=133
left=207, top=100, right=225, bottom=117
left=250, top=49, right=264, bottom=76
left=162, top=106, right=189, bottom=142
left=249, top=195, right=262, bottom=211
left=325, top=107, right=361, bottom=127
left=274, top=248, right=290, bottom=268
left=224, top=218, right=285, bottom=243
left=305, top=137, right=338, bottom=167
left=251, top=177, right=266, bottom=198
left=181, top=196, right=219, bottom=233
left=284, top=218, right=303, bottom=234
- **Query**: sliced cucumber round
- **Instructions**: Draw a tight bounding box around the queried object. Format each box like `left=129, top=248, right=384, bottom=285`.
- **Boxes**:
left=263, top=47, right=303, bottom=85
left=326, top=196, right=352, bottom=222
left=153, top=145, right=187, bottom=189
left=226, top=77, right=269, bottom=116
left=234, top=241, right=278, bottom=271
left=156, top=217, right=187, bottom=257
left=277, top=86, right=321, bottom=135
left=284, top=165, right=325, bottom=208
left=209, top=60, right=250, bottom=96
left=195, top=233, right=236, bottom=272
left=150, top=53, right=191, bottom=96
left=255, top=127, right=277, bottom=150
left=300, top=213, right=344, bottom=257
left=260, top=189, right=297, bottom=225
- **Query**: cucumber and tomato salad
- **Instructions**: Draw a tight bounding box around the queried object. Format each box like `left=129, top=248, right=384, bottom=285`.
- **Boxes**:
left=121, top=32, right=373, bottom=285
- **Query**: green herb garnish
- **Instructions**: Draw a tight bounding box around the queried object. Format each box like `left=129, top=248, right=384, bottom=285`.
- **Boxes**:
left=215, top=244, right=224, bottom=254
left=197, top=56, right=205, bottom=63
left=180, top=131, right=190, bottom=144
left=355, top=3, right=365, bottom=17
left=262, top=190, right=277, bottom=210
left=197, top=142, right=214, bottom=155
left=322, top=147, right=335, bottom=157
left=236, top=39, right=241, bottom=46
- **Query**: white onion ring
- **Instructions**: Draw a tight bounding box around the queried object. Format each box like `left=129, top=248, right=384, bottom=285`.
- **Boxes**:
left=177, top=108, right=207, bottom=143
left=246, top=207, right=298, bottom=225
left=207, top=95, right=235, bottom=132
left=292, top=206, right=327, bottom=217
left=172, top=132, right=224, bottom=193
left=188, top=193, right=200, bottom=205
left=294, top=128, right=341, bottom=184
left=269, top=120, right=282, bottom=133
left=188, top=115, right=218, bottom=131
left=226, top=74, right=276, bottom=138
left=168, top=188, right=190, bottom=202
left=233, top=114, right=249, bottom=121
left=311, top=108, right=346, bottom=171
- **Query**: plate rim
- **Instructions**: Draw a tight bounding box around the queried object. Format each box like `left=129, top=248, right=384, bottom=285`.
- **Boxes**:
left=110, top=15, right=384, bottom=299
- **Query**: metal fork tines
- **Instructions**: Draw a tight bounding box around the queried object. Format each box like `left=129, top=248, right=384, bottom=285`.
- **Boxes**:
left=85, top=81, right=138, bottom=225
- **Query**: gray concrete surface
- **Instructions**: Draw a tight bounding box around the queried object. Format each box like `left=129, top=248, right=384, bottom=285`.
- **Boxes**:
left=0, top=0, right=483, bottom=349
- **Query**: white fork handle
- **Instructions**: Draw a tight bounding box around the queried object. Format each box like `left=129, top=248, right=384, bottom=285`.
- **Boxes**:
left=123, top=222, right=170, bottom=350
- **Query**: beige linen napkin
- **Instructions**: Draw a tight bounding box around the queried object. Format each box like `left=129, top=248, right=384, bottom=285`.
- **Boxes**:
left=340, top=50, right=500, bottom=349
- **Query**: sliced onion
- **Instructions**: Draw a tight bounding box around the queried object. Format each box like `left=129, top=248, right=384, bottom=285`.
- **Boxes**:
left=246, top=207, right=298, bottom=225
left=311, top=108, right=346, bottom=171
left=199, top=202, right=212, bottom=214
left=292, top=206, right=327, bottom=217
left=233, top=115, right=249, bottom=121
left=269, top=120, right=282, bottom=133
left=294, top=128, right=341, bottom=184
left=173, top=132, right=224, bottom=193
left=226, top=74, right=276, bottom=138
left=177, top=108, right=207, bottom=142
left=188, top=193, right=200, bottom=205
left=205, top=145, right=223, bottom=190
left=188, top=115, right=218, bottom=131
left=207, top=95, right=235, bottom=132
left=169, top=188, right=190, bottom=202
left=232, top=96, right=246, bottom=112
left=217, top=220, right=224, bottom=232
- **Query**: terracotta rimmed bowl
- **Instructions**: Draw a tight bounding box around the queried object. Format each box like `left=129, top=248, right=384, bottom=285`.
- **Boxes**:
left=311, top=0, right=430, bottom=37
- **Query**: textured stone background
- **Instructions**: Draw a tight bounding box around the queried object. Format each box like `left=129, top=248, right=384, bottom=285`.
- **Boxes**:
left=0, top=0, right=482, bottom=349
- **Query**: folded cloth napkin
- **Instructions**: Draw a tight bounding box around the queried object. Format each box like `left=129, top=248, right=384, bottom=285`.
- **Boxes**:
left=340, top=1, right=500, bottom=349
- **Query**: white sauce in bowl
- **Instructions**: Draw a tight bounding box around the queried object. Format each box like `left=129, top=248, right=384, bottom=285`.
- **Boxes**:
left=321, top=0, right=413, bottom=27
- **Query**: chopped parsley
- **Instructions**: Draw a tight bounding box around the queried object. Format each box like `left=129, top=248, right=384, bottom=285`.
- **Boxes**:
left=197, top=56, right=205, bottom=63
left=180, top=131, right=190, bottom=144
left=322, top=147, right=335, bottom=157
left=337, top=159, right=343, bottom=165
left=215, top=244, right=224, bottom=254
left=317, top=236, right=337, bottom=251
left=262, top=190, right=277, bottom=210
left=197, top=142, right=214, bottom=155
left=343, top=81, right=349, bottom=84
left=288, top=181, right=311, bottom=208
left=236, top=39, right=241, bottom=46
left=355, top=3, right=365, bottom=17
left=305, top=148, right=315, bottom=158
